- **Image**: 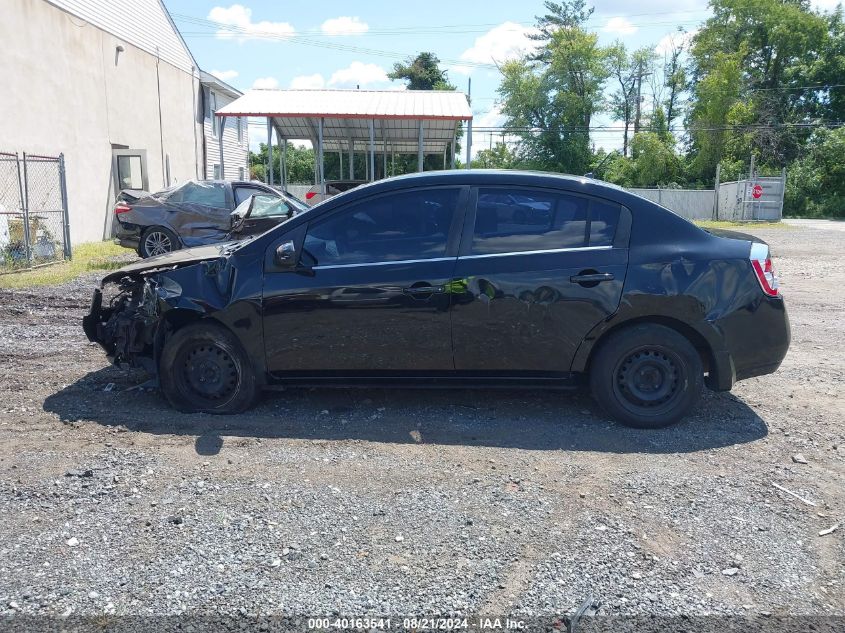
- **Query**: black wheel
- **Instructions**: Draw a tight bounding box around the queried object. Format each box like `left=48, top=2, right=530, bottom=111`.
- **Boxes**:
left=140, top=226, right=179, bottom=258
left=159, top=322, right=258, bottom=414
left=589, top=324, right=703, bottom=428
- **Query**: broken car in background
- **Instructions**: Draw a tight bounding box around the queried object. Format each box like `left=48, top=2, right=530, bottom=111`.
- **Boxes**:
left=113, top=179, right=307, bottom=257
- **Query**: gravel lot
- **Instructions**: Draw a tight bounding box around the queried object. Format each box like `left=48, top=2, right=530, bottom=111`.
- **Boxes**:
left=0, top=223, right=842, bottom=628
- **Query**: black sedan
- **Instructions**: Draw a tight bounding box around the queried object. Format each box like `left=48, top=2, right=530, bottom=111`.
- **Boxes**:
left=84, top=170, right=790, bottom=428
left=113, top=179, right=307, bottom=257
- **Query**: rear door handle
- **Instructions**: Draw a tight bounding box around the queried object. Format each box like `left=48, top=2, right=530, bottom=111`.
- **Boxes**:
left=570, top=272, right=614, bottom=284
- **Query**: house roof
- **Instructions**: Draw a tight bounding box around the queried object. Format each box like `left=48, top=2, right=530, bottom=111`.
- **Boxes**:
left=215, top=89, right=473, bottom=154
left=199, top=71, right=242, bottom=100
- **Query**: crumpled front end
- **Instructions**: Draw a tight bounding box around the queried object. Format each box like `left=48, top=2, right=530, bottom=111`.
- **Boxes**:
left=83, top=276, right=170, bottom=373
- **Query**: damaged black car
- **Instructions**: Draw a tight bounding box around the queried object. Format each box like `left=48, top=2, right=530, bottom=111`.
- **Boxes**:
left=113, top=179, right=307, bottom=258
left=84, top=170, right=790, bottom=428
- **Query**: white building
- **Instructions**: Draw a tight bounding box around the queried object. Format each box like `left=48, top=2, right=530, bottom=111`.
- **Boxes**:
left=0, top=0, right=248, bottom=244
left=199, top=72, right=249, bottom=182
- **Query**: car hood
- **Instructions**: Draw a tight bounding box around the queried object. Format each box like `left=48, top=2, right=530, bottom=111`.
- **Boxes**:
left=101, top=243, right=234, bottom=283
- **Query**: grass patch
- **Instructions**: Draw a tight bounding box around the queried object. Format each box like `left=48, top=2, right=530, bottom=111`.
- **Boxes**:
left=695, top=220, right=791, bottom=230
left=0, top=241, right=130, bottom=289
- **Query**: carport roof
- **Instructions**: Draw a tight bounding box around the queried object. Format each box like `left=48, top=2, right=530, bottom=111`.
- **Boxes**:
left=214, top=88, right=472, bottom=154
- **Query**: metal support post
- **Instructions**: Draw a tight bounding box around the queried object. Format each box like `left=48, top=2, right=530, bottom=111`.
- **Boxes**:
left=19, top=153, right=32, bottom=265
left=348, top=138, right=354, bottom=180
left=368, top=119, right=375, bottom=182
left=713, top=163, right=721, bottom=220
left=219, top=116, right=227, bottom=178
left=465, top=119, right=472, bottom=169
left=281, top=136, right=287, bottom=188
left=58, top=153, right=71, bottom=259
left=318, top=118, right=325, bottom=195
left=418, top=120, right=424, bottom=172
left=266, top=118, right=272, bottom=183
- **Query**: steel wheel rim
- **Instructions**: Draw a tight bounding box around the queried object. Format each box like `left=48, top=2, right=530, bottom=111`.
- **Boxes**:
left=613, top=347, right=682, bottom=413
left=144, top=231, right=172, bottom=256
left=178, top=343, right=239, bottom=405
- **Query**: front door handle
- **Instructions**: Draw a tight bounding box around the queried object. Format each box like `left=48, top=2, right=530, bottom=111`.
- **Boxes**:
left=570, top=272, right=615, bottom=284
left=402, top=283, right=445, bottom=296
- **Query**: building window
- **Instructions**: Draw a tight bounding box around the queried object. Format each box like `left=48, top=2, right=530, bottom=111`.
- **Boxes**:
left=210, top=91, right=219, bottom=138
left=213, top=164, right=221, bottom=179
left=237, top=117, right=243, bottom=144
left=238, top=167, right=245, bottom=180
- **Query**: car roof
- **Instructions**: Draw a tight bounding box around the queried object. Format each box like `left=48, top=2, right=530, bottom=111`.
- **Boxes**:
left=318, top=169, right=632, bottom=207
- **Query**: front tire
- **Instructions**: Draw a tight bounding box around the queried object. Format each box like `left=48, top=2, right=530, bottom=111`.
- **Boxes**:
left=159, top=322, right=258, bottom=414
left=140, top=226, right=179, bottom=258
left=589, top=324, right=703, bottom=428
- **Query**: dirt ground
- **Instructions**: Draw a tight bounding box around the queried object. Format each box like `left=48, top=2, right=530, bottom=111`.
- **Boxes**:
left=0, top=223, right=842, bottom=626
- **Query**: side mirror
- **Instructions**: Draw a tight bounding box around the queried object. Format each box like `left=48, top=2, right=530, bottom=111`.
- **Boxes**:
left=274, top=240, right=297, bottom=268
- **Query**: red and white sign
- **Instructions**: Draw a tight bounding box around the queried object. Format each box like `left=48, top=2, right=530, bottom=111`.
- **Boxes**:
left=752, top=183, right=763, bottom=199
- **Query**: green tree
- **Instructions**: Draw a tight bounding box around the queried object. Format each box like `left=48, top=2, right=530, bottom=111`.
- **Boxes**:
left=498, top=20, right=610, bottom=175
left=784, top=127, right=845, bottom=218
left=688, top=0, right=828, bottom=181
left=471, top=143, right=520, bottom=169
left=388, top=52, right=456, bottom=90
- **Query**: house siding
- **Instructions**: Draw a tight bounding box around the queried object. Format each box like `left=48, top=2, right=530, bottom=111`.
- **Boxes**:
left=1, top=0, right=203, bottom=244
left=45, top=0, right=194, bottom=72
left=203, top=88, right=249, bottom=181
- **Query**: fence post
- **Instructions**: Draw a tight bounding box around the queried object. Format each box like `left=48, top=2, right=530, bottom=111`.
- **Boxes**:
left=59, top=153, right=71, bottom=260
left=780, top=167, right=787, bottom=221
left=20, top=152, right=32, bottom=266
left=713, top=163, right=721, bottom=221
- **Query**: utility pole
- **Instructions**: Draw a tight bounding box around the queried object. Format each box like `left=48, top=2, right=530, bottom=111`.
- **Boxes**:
left=633, top=58, right=653, bottom=135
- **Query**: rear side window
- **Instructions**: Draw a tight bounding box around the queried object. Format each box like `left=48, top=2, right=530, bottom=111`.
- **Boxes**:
left=588, top=199, right=620, bottom=247
left=305, top=188, right=459, bottom=266
left=178, top=182, right=228, bottom=209
left=471, top=188, right=621, bottom=254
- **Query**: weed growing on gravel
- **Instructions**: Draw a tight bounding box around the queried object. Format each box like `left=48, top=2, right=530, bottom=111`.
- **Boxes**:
left=0, top=241, right=129, bottom=289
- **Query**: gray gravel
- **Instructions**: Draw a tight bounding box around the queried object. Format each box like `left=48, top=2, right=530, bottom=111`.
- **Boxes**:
left=0, top=223, right=843, bottom=624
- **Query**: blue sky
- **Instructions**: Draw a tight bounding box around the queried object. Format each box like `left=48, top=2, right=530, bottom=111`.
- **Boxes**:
left=163, top=0, right=840, bottom=154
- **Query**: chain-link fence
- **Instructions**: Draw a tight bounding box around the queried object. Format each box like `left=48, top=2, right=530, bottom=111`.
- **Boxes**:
left=0, top=152, right=70, bottom=270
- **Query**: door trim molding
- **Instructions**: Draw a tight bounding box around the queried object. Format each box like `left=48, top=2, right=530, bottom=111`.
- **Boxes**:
left=458, top=245, right=613, bottom=261
left=313, top=256, right=456, bottom=270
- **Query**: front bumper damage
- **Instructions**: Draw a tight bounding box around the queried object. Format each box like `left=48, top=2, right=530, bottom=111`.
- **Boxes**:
left=83, top=276, right=167, bottom=374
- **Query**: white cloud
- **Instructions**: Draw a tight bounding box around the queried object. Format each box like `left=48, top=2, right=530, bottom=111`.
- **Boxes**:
left=811, top=0, right=843, bottom=11
left=207, top=4, right=295, bottom=42
left=321, top=16, right=369, bottom=36
left=252, top=76, right=279, bottom=89
left=454, top=22, right=539, bottom=75
left=290, top=74, right=326, bottom=89
left=655, top=29, right=697, bottom=55
left=603, top=17, right=638, bottom=35
left=328, top=62, right=389, bottom=87
left=209, top=69, right=238, bottom=81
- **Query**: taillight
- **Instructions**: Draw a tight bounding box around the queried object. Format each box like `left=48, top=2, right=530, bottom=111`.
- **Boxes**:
left=305, top=191, right=317, bottom=200
left=114, top=202, right=132, bottom=215
left=750, top=242, right=779, bottom=297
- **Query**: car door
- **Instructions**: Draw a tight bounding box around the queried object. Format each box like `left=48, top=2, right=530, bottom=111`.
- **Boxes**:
left=261, top=186, right=467, bottom=375
left=450, top=186, right=630, bottom=373
left=237, top=196, right=294, bottom=237
left=168, top=181, right=233, bottom=246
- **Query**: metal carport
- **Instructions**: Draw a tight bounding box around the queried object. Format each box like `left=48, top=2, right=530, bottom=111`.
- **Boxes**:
left=214, top=89, right=473, bottom=192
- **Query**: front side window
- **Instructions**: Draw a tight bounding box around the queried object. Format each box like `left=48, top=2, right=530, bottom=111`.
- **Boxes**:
left=304, top=188, right=459, bottom=266
left=471, top=188, right=621, bottom=255
left=234, top=185, right=270, bottom=206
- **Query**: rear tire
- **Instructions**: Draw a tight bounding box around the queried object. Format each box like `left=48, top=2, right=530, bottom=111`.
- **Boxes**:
left=140, top=226, right=179, bottom=258
left=589, top=324, right=703, bottom=428
left=159, top=322, right=258, bottom=414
